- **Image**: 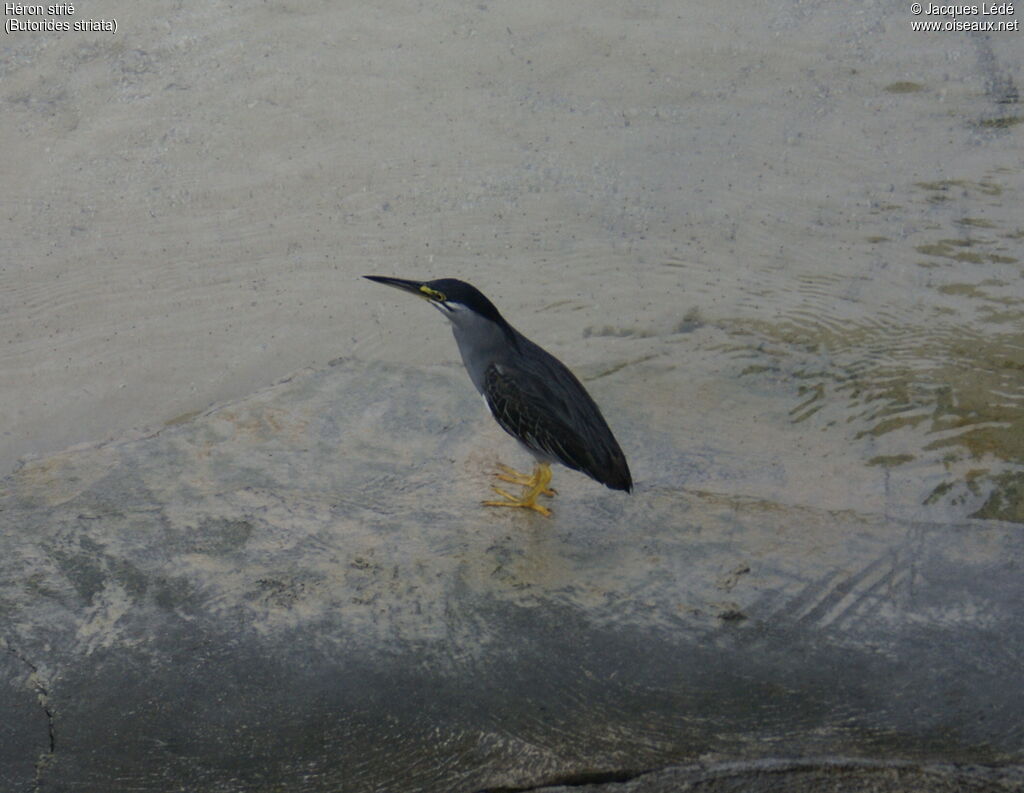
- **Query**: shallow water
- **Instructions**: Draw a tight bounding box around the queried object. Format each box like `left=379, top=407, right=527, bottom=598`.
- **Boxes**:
left=2, top=2, right=1021, bottom=523
left=661, top=173, right=1024, bottom=522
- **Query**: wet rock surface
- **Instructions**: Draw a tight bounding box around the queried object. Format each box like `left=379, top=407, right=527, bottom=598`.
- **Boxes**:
left=2, top=361, right=1022, bottom=792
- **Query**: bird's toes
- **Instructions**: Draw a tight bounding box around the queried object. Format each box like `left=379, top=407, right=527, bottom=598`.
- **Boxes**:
left=488, top=486, right=521, bottom=502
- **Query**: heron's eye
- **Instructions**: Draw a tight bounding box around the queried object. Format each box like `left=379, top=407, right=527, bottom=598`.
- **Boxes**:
left=420, top=286, right=447, bottom=301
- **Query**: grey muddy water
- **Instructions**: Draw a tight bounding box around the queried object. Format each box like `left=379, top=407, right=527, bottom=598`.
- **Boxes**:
left=2, top=2, right=1021, bottom=523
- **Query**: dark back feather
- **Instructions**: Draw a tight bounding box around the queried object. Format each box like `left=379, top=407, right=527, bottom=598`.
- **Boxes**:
left=483, top=334, right=632, bottom=492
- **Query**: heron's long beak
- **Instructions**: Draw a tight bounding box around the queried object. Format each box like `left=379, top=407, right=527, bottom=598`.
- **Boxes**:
left=364, top=275, right=444, bottom=303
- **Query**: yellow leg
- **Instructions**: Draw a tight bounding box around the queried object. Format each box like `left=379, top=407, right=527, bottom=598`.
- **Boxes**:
left=494, top=463, right=557, bottom=496
left=484, top=462, right=556, bottom=517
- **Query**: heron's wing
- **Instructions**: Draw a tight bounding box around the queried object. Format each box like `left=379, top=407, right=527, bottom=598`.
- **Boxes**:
left=482, top=355, right=631, bottom=492
left=483, top=362, right=588, bottom=467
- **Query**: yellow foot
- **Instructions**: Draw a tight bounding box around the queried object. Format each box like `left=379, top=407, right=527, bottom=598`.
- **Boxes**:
left=483, top=462, right=556, bottom=517
left=494, top=464, right=557, bottom=496
left=484, top=488, right=552, bottom=517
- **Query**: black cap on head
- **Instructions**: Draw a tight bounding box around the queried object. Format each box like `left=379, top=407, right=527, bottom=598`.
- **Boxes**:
left=364, top=275, right=508, bottom=327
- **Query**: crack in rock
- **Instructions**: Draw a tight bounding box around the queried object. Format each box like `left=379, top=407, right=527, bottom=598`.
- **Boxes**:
left=475, top=767, right=654, bottom=793
left=2, top=639, right=57, bottom=785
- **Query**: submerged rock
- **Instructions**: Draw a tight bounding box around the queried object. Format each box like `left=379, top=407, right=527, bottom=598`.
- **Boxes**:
left=1, top=361, right=1022, bottom=792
